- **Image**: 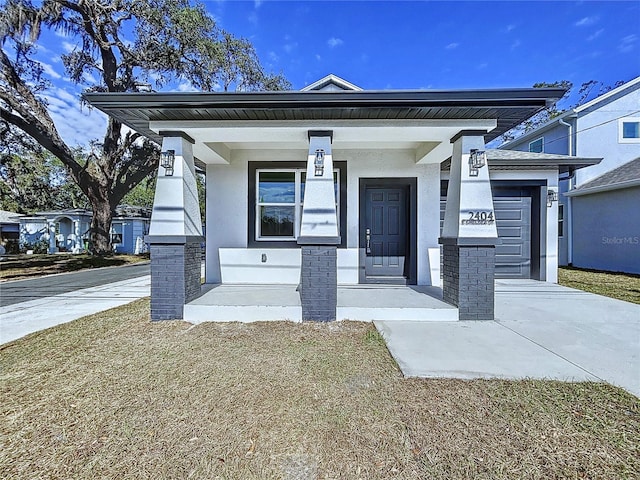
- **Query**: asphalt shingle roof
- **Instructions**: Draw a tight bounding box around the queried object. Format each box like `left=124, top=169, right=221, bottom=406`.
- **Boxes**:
left=573, top=157, right=640, bottom=192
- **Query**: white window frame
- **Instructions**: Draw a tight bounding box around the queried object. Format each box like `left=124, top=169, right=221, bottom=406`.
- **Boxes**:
left=618, top=117, right=640, bottom=143
left=255, top=168, right=340, bottom=241
left=529, top=137, right=544, bottom=153
left=110, top=222, right=124, bottom=245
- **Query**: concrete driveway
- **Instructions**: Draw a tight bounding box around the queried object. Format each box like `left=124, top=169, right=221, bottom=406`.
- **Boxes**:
left=376, top=280, right=640, bottom=397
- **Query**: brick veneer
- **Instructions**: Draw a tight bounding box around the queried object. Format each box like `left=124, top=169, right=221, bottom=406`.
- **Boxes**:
left=442, top=244, right=495, bottom=321
left=299, top=245, right=337, bottom=321
left=149, top=239, right=202, bottom=321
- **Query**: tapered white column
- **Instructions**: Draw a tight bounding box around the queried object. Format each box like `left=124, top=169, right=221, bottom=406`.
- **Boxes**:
left=439, top=131, right=498, bottom=320
left=298, top=131, right=339, bottom=322
left=146, top=132, right=204, bottom=321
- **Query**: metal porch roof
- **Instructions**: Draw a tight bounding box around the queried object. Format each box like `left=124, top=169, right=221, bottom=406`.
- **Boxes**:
left=83, top=88, right=565, bottom=144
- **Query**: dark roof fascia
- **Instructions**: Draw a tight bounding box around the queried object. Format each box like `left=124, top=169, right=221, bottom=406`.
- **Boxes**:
left=84, top=87, right=566, bottom=111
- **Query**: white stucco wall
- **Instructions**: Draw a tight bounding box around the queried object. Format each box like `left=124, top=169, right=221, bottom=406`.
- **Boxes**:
left=206, top=148, right=441, bottom=285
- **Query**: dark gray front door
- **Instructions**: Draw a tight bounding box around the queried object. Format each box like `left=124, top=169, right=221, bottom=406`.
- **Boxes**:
left=363, top=187, right=408, bottom=282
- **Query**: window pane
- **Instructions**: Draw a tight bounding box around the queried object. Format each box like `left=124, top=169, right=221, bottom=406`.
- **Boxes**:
left=622, top=122, right=640, bottom=139
left=260, top=206, right=295, bottom=237
left=529, top=138, right=543, bottom=153
left=258, top=172, right=295, bottom=203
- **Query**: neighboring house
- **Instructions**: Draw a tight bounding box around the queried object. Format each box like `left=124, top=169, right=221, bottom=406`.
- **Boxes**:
left=86, top=74, right=600, bottom=322
left=19, top=205, right=151, bottom=255
left=565, top=158, right=640, bottom=274
left=499, top=76, right=640, bottom=269
left=0, top=210, right=23, bottom=254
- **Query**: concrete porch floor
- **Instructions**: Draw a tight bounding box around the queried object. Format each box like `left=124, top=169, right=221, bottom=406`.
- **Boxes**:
left=183, top=283, right=458, bottom=323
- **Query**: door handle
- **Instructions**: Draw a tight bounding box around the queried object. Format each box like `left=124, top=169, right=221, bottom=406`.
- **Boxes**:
left=365, top=228, right=371, bottom=254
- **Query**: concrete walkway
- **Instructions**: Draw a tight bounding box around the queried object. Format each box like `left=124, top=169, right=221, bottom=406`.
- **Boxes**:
left=376, top=280, right=640, bottom=397
left=0, top=274, right=150, bottom=345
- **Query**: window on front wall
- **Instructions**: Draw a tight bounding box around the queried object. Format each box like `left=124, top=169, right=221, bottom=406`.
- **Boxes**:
left=248, top=161, right=347, bottom=247
left=529, top=137, right=544, bottom=153
left=558, top=203, right=564, bottom=238
left=110, top=223, right=123, bottom=244
left=619, top=118, right=640, bottom=143
left=256, top=169, right=339, bottom=241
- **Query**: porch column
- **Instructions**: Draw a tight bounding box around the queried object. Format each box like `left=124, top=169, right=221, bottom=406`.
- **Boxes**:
left=48, top=221, right=56, bottom=254
left=72, top=220, right=81, bottom=253
left=145, top=132, right=204, bottom=321
left=439, top=131, right=498, bottom=320
left=297, top=131, right=340, bottom=322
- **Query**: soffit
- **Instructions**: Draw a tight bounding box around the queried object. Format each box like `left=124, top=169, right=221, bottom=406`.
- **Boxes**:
left=84, top=88, right=564, bottom=165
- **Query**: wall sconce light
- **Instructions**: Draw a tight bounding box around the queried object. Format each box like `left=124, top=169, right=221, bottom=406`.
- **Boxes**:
left=160, top=150, right=175, bottom=176
left=547, top=189, right=558, bottom=207
left=314, top=149, right=325, bottom=177
left=468, top=149, right=487, bottom=177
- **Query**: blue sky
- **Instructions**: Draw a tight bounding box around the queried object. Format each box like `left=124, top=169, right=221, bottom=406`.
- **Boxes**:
left=211, top=0, right=639, bottom=91
left=33, top=0, right=640, bottom=147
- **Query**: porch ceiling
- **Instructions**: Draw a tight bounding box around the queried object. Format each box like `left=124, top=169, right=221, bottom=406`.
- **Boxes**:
left=147, top=119, right=497, bottom=164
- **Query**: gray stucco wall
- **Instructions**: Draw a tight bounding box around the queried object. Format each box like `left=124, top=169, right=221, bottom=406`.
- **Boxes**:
left=572, top=186, right=640, bottom=274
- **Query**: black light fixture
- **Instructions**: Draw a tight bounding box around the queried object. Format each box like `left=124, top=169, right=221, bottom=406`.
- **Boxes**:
left=160, top=149, right=175, bottom=176
left=547, top=189, right=558, bottom=207
left=314, top=149, right=325, bottom=176
left=468, top=149, right=487, bottom=177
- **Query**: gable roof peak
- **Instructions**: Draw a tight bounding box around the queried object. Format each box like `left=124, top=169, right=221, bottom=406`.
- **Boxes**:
left=301, top=74, right=363, bottom=92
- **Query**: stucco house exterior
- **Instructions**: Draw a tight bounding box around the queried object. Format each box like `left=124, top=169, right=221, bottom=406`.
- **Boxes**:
left=85, top=74, right=599, bottom=322
left=565, top=157, right=640, bottom=274
left=18, top=205, right=150, bottom=255
left=499, top=76, right=640, bottom=270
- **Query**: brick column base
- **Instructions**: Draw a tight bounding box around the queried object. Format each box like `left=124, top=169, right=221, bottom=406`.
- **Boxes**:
left=299, top=245, right=337, bottom=321
left=441, top=242, right=495, bottom=321
left=147, top=236, right=203, bottom=321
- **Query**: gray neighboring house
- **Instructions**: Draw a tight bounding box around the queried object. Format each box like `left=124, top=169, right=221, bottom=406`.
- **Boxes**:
left=566, top=158, right=640, bottom=274
left=19, top=205, right=151, bottom=255
left=499, top=76, right=640, bottom=271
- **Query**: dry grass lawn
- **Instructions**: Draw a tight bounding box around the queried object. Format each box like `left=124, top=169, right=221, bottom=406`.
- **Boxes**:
left=1, top=299, right=638, bottom=479
left=0, top=253, right=149, bottom=282
left=559, top=267, right=640, bottom=304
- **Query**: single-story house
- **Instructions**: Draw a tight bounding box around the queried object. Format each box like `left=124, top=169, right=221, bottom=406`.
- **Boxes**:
left=0, top=210, right=23, bottom=254
left=85, top=74, right=600, bottom=322
left=565, top=157, right=640, bottom=274
left=18, top=205, right=151, bottom=254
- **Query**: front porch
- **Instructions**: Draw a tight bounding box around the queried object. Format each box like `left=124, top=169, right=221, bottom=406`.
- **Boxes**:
left=184, top=284, right=458, bottom=323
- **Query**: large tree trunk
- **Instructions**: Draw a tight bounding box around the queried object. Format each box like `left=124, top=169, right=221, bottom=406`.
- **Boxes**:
left=86, top=185, right=116, bottom=256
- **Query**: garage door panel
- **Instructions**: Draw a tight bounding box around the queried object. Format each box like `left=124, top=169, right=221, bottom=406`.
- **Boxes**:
left=497, top=226, right=524, bottom=238
left=495, top=209, right=524, bottom=221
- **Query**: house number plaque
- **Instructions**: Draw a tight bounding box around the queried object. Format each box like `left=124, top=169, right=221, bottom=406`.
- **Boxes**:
left=461, top=211, right=495, bottom=225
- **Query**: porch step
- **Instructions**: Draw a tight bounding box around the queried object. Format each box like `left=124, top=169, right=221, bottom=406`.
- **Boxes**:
left=184, top=284, right=302, bottom=323
left=185, top=305, right=302, bottom=323
left=183, top=284, right=458, bottom=323
left=337, top=285, right=458, bottom=322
